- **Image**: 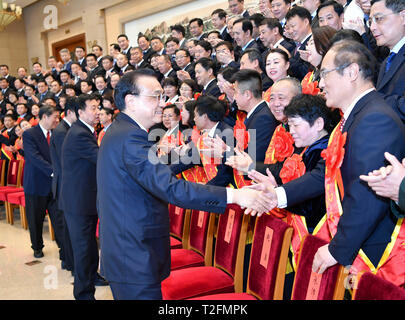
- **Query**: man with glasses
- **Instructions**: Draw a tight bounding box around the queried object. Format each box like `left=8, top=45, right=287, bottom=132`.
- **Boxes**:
left=175, top=49, right=195, bottom=81
left=96, top=69, right=271, bottom=299
left=370, top=0, right=405, bottom=122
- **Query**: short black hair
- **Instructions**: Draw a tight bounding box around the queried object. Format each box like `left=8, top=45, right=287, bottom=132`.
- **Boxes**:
left=65, top=96, right=79, bottom=114
left=330, top=40, right=377, bottom=82
left=39, top=105, right=57, bottom=120
left=215, top=41, right=234, bottom=52
left=189, top=18, right=204, bottom=27
left=241, top=48, right=265, bottom=72
left=286, top=6, right=312, bottom=24
left=260, top=18, right=283, bottom=35
left=170, top=24, right=186, bottom=36
left=114, top=69, right=157, bottom=111
left=184, top=100, right=196, bottom=127
left=117, top=34, right=129, bottom=40
left=195, top=57, right=217, bottom=76
left=371, top=0, right=405, bottom=12
left=110, top=43, right=121, bottom=51
left=165, top=36, right=179, bottom=45
left=195, top=95, right=225, bottom=122
left=196, top=40, right=212, bottom=53
left=284, top=94, right=339, bottom=134
left=231, top=69, right=263, bottom=99
left=249, top=13, right=265, bottom=27
left=317, top=0, right=344, bottom=17
left=218, top=66, right=239, bottom=83
left=329, top=29, right=363, bottom=46
left=211, top=8, right=227, bottom=19
left=233, top=18, right=253, bottom=36
left=86, top=53, right=97, bottom=61
left=163, top=104, right=181, bottom=117
left=162, top=77, right=178, bottom=88
left=76, top=93, right=97, bottom=118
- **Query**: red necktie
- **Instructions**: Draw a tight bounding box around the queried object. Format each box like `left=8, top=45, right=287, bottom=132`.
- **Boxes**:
left=46, top=131, right=50, bottom=145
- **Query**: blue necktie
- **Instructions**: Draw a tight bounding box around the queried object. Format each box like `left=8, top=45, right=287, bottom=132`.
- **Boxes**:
left=385, top=52, right=396, bottom=73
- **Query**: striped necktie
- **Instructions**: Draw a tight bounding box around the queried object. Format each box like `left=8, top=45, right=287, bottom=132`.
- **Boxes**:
left=385, top=52, right=396, bottom=73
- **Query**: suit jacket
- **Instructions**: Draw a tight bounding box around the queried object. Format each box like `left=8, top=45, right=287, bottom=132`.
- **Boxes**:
left=289, top=36, right=312, bottom=81
left=97, top=112, right=228, bottom=284
left=244, top=101, right=278, bottom=162
left=50, top=119, right=70, bottom=207
left=328, top=90, right=405, bottom=267
left=61, top=120, right=99, bottom=216
left=283, top=91, right=405, bottom=267
left=220, top=27, right=233, bottom=43
left=183, top=63, right=196, bottom=80
left=22, top=125, right=53, bottom=197
left=202, top=79, right=221, bottom=98
left=143, top=47, right=154, bottom=63
left=87, top=66, right=105, bottom=81
left=376, top=43, right=405, bottom=122
left=36, top=90, right=56, bottom=103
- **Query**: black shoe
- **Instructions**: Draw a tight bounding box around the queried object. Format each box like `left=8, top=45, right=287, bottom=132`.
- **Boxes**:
left=34, top=250, right=44, bottom=258
left=94, top=273, right=108, bottom=286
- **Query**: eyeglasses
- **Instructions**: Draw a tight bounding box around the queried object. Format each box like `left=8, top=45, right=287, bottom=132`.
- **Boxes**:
left=366, top=13, right=396, bottom=28
left=134, top=93, right=165, bottom=101
left=319, top=63, right=351, bottom=80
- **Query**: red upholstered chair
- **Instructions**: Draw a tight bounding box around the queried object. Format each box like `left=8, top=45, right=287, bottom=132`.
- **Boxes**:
left=171, top=210, right=216, bottom=271
left=191, top=214, right=293, bottom=300
left=6, top=191, right=25, bottom=227
left=162, top=204, right=249, bottom=300
left=169, top=204, right=191, bottom=249
left=0, top=159, right=6, bottom=187
left=291, top=234, right=346, bottom=300
left=352, top=272, right=405, bottom=300
left=0, top=160, right=24, bottom=224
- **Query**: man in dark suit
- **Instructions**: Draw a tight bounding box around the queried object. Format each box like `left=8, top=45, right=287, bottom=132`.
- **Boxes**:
left=285, top=6, right=313, bottom=80
left=370, top=0, right=405, bottom=122
left=211, top=9, right=233, bottom=43
left=86, top=54, right=105, bottom=82
left=259, top=18, right=295, bottom=60
left=61, top=93, right=106, bottom=300
left=138, top=35, right=155, bottom=63
left=229, top=0, right=250, bottom=18
left=129, top=47, right=152, bottom=70
left=175, top=49, right=195, bottom=81
left=96, top=69, right=270, bottom=300
left=23, top=105, right=64, bottom=259
left=157, top=54, right=178, bottom=84
left=233, top=18, right=260, bottom=59
left=117, top=34, right=132, bottom=62
left=49, top=97, right=77, bottom=274
left=189, top=18, right=208, bottom=41
left=195, top=57, right=221, bottom=98
left=261, top=41, right=405, bottom=277
left=240, top=48, right=273, bottom=91
left=170, top=95, right=235, bottom=187
left=75, top=46, right=87, bottom=72
left=233, top=69, right=277, bottom=163
left=0, top=65, right=16, bottom=90
left=36, top=80, right=56, bottom=103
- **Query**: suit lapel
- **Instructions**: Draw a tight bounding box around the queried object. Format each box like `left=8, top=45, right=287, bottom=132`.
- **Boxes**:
left=377, top=44, right=405, bottom=90
left=342, top=91, right=376, bottom=134
left=34, top=125, right=51, bottom=160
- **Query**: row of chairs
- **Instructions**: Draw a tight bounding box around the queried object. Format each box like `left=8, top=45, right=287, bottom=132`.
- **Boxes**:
left=166, top=204, right=405, bottom=300
left=0, top=159, right=55, bottom=240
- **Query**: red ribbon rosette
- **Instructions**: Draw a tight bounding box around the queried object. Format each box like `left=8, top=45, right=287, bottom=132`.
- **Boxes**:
left=233, top=120, right=249, bottom=150
left=191, top=126, right=200, bottom=145
left=194, top=92, right=202, bottom=100
left=273, top=127, right=294, bottom=162
left=302, top=80, right=320, bottom=96
left=279, top=153, right=306, bottom=184
left=321, top=129, right=347, bottom=182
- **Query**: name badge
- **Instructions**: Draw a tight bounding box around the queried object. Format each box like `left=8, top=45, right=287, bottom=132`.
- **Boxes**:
left=260, top=227, right=274, bottom=269
left=224, top=209, right=235, bottom=244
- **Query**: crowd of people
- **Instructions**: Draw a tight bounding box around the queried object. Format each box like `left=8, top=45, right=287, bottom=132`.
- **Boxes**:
left=0, top=0, right=404, bottom=300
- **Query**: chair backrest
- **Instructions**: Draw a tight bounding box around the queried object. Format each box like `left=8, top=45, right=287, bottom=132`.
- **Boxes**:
left=246, top=214, right=293, bottom=300
left=17, top=160, right=24, bottom=187
left=291, top=234, right=346, bottom=300
left=352, top=272, right=405, bottom=300
left=7, top=159, right=20, bottom=186
left=169, top=204, right=191, bottom=249
left=213, top=204, right=249, bottom=293
left=0, top=159, right=5, bottom=186
left=188, top=210, right=216, bottom=266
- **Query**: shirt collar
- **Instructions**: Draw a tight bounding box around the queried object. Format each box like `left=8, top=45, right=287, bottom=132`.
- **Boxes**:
left=220, top=25, right=227, bottom=34
left=63, top=118, right=72, bottom=127
left=79, top=118, right=95, bottom=133
left=273, top=37, right=284, bottom=48
left=207, top=121, right=220, bottom=138
left=392, top=36, right=405, bottom=53
left=164, top=68, right=173, bottom=77
left=204, top=78, right=215, bottom=90
left=343, top=88, right=375, bottom=121
left=247, top=100, right=265, bottom=119
left=38, top=123, right=51, bottom=139
left=242, top=38, right=254, bottom=52
left=166, top=123, right=179, bottom=136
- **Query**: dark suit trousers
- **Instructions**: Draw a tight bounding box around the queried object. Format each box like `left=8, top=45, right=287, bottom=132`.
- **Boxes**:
left=64, top=211, right=99, bottom=300
left=109, top=282, right=162, bottom=300
left=57, top=208, right=74, bottom=271
left=25, top=193, right=63, bottom=254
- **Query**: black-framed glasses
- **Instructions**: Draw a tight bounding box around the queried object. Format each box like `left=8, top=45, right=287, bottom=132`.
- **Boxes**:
left=319, top=63, right=352, bottom=79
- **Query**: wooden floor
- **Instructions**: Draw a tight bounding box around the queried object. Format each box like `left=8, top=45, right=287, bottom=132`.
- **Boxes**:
left=0, top=206, right=113, bottom=300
